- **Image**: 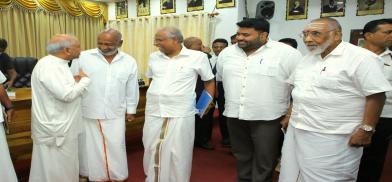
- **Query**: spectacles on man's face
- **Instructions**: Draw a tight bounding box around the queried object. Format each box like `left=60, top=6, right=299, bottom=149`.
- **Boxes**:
left=299, top=29, right=336, bottom=39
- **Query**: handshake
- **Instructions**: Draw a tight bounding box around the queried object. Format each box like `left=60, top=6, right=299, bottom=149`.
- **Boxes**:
left=73, top=69, right=88, bottom=82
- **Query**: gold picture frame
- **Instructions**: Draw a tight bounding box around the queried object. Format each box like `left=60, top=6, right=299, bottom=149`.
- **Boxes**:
left=116, top=1, right=128, bottom=19
left=161, top=0, right=176, bottom=14
left=187, top=0, right=204, bottom=12
left=320, top=0, right=345, bottom=17
left=137, top=0, right=150, bottom=17
left=357, top=0, right=384, bottom=16
left=286, top=0, right=308, bottom=20
left=216, top=0, right=235, bottom=9
left=349, top=29, right=364, bottom=47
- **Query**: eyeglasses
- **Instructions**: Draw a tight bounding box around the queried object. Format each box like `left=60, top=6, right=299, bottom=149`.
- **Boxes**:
left=299, top=29, right=336, bottom=39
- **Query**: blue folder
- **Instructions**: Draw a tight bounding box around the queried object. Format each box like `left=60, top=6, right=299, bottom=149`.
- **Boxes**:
left=196, top=90, right=213, bottom=118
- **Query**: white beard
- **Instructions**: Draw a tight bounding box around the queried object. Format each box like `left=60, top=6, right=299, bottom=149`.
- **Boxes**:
left=98, top=48, right=118, bottom=56
left=306, top=35, right=334, bottom=55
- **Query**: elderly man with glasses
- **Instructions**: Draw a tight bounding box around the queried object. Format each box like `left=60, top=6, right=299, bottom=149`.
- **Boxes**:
left=279, top=17, right=392, bottom=182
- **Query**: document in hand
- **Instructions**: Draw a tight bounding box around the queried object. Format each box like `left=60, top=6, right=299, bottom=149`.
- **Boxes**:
left=196, top=90, right=213, bottom=118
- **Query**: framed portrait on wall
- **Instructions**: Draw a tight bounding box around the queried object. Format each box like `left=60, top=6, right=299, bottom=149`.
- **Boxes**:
left=357, top=0, right=384, bottom=16
left=349, top=29, right=365, bottom=47
left=286, top=0, right=308, bottom=20
left=161, top=0, right=176, bottom=14
left=187, top=0, right=203, bottom=12
left=137, top=0, right=150, bottom=17
left=216, top=0, right=235, bottom=9
left=116, top=1, right=128, bottom=19
left=320, top=0, right=345, bottom=17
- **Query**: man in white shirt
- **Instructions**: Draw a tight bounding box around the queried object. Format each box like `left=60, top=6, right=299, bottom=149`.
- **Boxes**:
left=0, top=71, right=17, bottom=182
left=143, top=27, right=215, bottom=182
left=279, top=18, right=392, bottom=182
left=216, top=18, right=302, bottom=182
left=29, top=34, right=90, bottom=182
left=71, top=29, right=139, bottom=182
left=211, top=38, right=231, bottom=147
left=358, top=18, right=392, bottom=182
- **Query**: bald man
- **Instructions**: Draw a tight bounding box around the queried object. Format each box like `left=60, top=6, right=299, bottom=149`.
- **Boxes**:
left=279, top=18, right=392, bottom=182
left=71, top=28, right=139, bottom=182
left=29, top=34, right=90, bottom=182
left=143, top=27, right=215, bottom=182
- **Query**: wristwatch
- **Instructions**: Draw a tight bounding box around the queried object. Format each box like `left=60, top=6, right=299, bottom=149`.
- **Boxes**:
left=359, top=124, right=375, bottom=133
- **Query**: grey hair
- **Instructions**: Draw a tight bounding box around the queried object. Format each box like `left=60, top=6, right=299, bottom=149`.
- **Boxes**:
left=99, top=28, right=122, bottom=42
left=46, top=36, right=77, bottom=54
left=158, top=27, right=184, bottom=43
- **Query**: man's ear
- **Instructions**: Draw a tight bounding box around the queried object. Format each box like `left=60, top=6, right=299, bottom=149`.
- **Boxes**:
left=363, top=32, right=372, bottom=40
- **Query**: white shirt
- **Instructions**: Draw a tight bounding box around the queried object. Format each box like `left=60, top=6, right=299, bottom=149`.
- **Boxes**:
left=146, top=47, right=214, bottom=117
left=0, top=72, right=6, bottom=123
left=71, top=49, right=139, bottom=119
left=31, top=55, right=90, bottom=146
left=289, top=42, right=392, bottom=134
left=216, top=40, right=302, bottom=121
left=380, top=49, right=392, bottom=117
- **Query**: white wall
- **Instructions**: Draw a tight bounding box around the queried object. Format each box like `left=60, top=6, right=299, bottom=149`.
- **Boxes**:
left=108, top=0, right=391, bottom=52
left=247, top=0, right=392, bottom=53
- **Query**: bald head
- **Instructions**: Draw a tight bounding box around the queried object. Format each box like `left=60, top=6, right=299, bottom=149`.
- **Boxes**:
left=184, top=37, right=202, bottom=51
left=47, top=34, right=81, bottom=60
left=310, top=18, right=342, bottom=32
left=97, top=28, right=123, bottom=56
left=99, top=28, right=122, bottom=43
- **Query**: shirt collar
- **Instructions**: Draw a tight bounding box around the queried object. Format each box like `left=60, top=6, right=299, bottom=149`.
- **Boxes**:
left=380, top=48, right=392, bottom=57
left=92, top=48, right=125, bottom=62
left=158, top=46, right=193, bottom=59
left=324, top=41, right=345, bottom=57
left=48, top=54, right=69, bottom=65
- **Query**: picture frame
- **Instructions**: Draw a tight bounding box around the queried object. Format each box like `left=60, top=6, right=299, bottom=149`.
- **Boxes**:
left=116, top=1, right=128, bottom=19
left=137, top=0, right=150, bottom=17
left=286, top=0, right=308, bottom=20
left=187, top=0, right=204, bottom=12
left=349, top=29, right=365, bottom=47
left=161, top=0, right=176, bottom=14
left=357, top=0, right=384, bottom=16
left=320, top=0, right=345, bottom=17
left=216, top=0, right=235, bottom=9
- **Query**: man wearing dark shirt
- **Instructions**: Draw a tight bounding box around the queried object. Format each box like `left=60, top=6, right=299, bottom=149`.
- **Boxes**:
left=0, top=39, right=17, bottom=88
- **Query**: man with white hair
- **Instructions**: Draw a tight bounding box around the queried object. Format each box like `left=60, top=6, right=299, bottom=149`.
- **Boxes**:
left=143, top=27, right=215, bottom=182
left=279, top=17, right=392, bottom=182
left=71, top=28, right=139, bottom=182
left=29, top=34, right=90, bottom=182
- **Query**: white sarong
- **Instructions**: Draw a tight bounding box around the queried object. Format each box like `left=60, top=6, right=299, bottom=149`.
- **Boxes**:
left=279, top=124, right=363, bottom=182
left=143, top=115, right=195, bottom=182
left=0, top=125, right=18, bottom=182
left=79, top=117, right=128, bottom=181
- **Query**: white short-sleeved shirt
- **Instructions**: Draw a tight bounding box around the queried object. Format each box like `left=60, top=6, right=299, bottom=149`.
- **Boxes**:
left=0, top=72, right=7, bottom=123
left=70, top=49, right=139, bottom=120
left=289, top=42, right=392, bottom=134
left=380, top=49, right=392, bottom=118
left=145, top=47, right=214, bottom=117
left=216, top=40, right=302, bottom=121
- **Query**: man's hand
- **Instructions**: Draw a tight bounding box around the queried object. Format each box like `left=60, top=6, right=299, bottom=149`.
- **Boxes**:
left=6, top=108, right=14, bottom=123
left=280, top=115, right=290, bottom=131
left=349, top=129, right=373, bottom=147
left=75, top=69, right=88, bottom=82
left=126, top=114, right=135, bottom=122
left=4, top=81, right=13, bottom=89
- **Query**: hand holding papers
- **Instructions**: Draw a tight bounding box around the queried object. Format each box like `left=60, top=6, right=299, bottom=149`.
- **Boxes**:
left=196, top=90, right=213, bottom=118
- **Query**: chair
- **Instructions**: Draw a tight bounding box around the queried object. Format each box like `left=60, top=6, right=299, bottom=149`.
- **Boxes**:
left=12, top=57, right=37, bottom=88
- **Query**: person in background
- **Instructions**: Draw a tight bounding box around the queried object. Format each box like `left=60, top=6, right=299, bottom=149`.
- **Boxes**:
left=279, top=38, right=298, bottom=49
left=216, top=18, right=302, bottom=182
left=357, top=18, right=392, bottom=182
left=230, top=34, right=237, bottom=45
left=211, top=38, right=231, bottom=147
left=279, top=17, right=392, bottom=182
left=143, top=27, right=215, bottom=182
left=71, top=28, right=139, bottom=182
left=29, top=34, right=90, bottom=182
left=0, top=38, right=17, bottom=88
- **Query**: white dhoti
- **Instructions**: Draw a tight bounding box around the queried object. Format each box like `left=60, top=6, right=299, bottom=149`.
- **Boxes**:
left=143, top=115, right=195, bottom=182
left=279, top=124, right=363, bottom=182
left=29, top=136, right=78, bottom=182
left=79, top=117, right=128, bottom=181
left=0, top=125, right=18, bottom=182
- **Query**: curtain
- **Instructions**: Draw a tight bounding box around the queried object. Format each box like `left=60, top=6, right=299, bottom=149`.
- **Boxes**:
left=108, top=12, right=216, bottom=81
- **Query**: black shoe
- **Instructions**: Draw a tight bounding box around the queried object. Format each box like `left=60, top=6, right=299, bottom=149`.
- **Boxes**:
left=221, top=139, right=231, bottom=148
left=196, top=143, right=215, bottom=150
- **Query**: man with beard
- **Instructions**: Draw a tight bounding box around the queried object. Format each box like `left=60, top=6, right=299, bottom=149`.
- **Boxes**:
left=71, top=29, right=139, bottom=182
left=279, top=18, right=392, bottom=182
left=29, top=34, right=90, bottom=182
left=357, top=18, right=392, bottom=182
left=216, top=18, right=302, bottom=182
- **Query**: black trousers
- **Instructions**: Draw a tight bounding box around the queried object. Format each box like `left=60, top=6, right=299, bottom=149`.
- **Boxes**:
left=227, top=117, right=282, bottom=182
left=216, top=82, right=229, bottom=141
left=357, top=117, right=392, bottom=182
left=194, top=108, right=214, bottom=145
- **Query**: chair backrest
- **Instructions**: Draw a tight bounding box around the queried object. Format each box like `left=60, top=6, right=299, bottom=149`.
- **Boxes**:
left=13, top=57, right=37, bottom=88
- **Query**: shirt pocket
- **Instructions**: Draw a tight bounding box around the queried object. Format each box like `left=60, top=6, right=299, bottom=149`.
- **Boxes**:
left=256, top=64, right=279, bottom=77
left=312, top=75, right=340, bottom=90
